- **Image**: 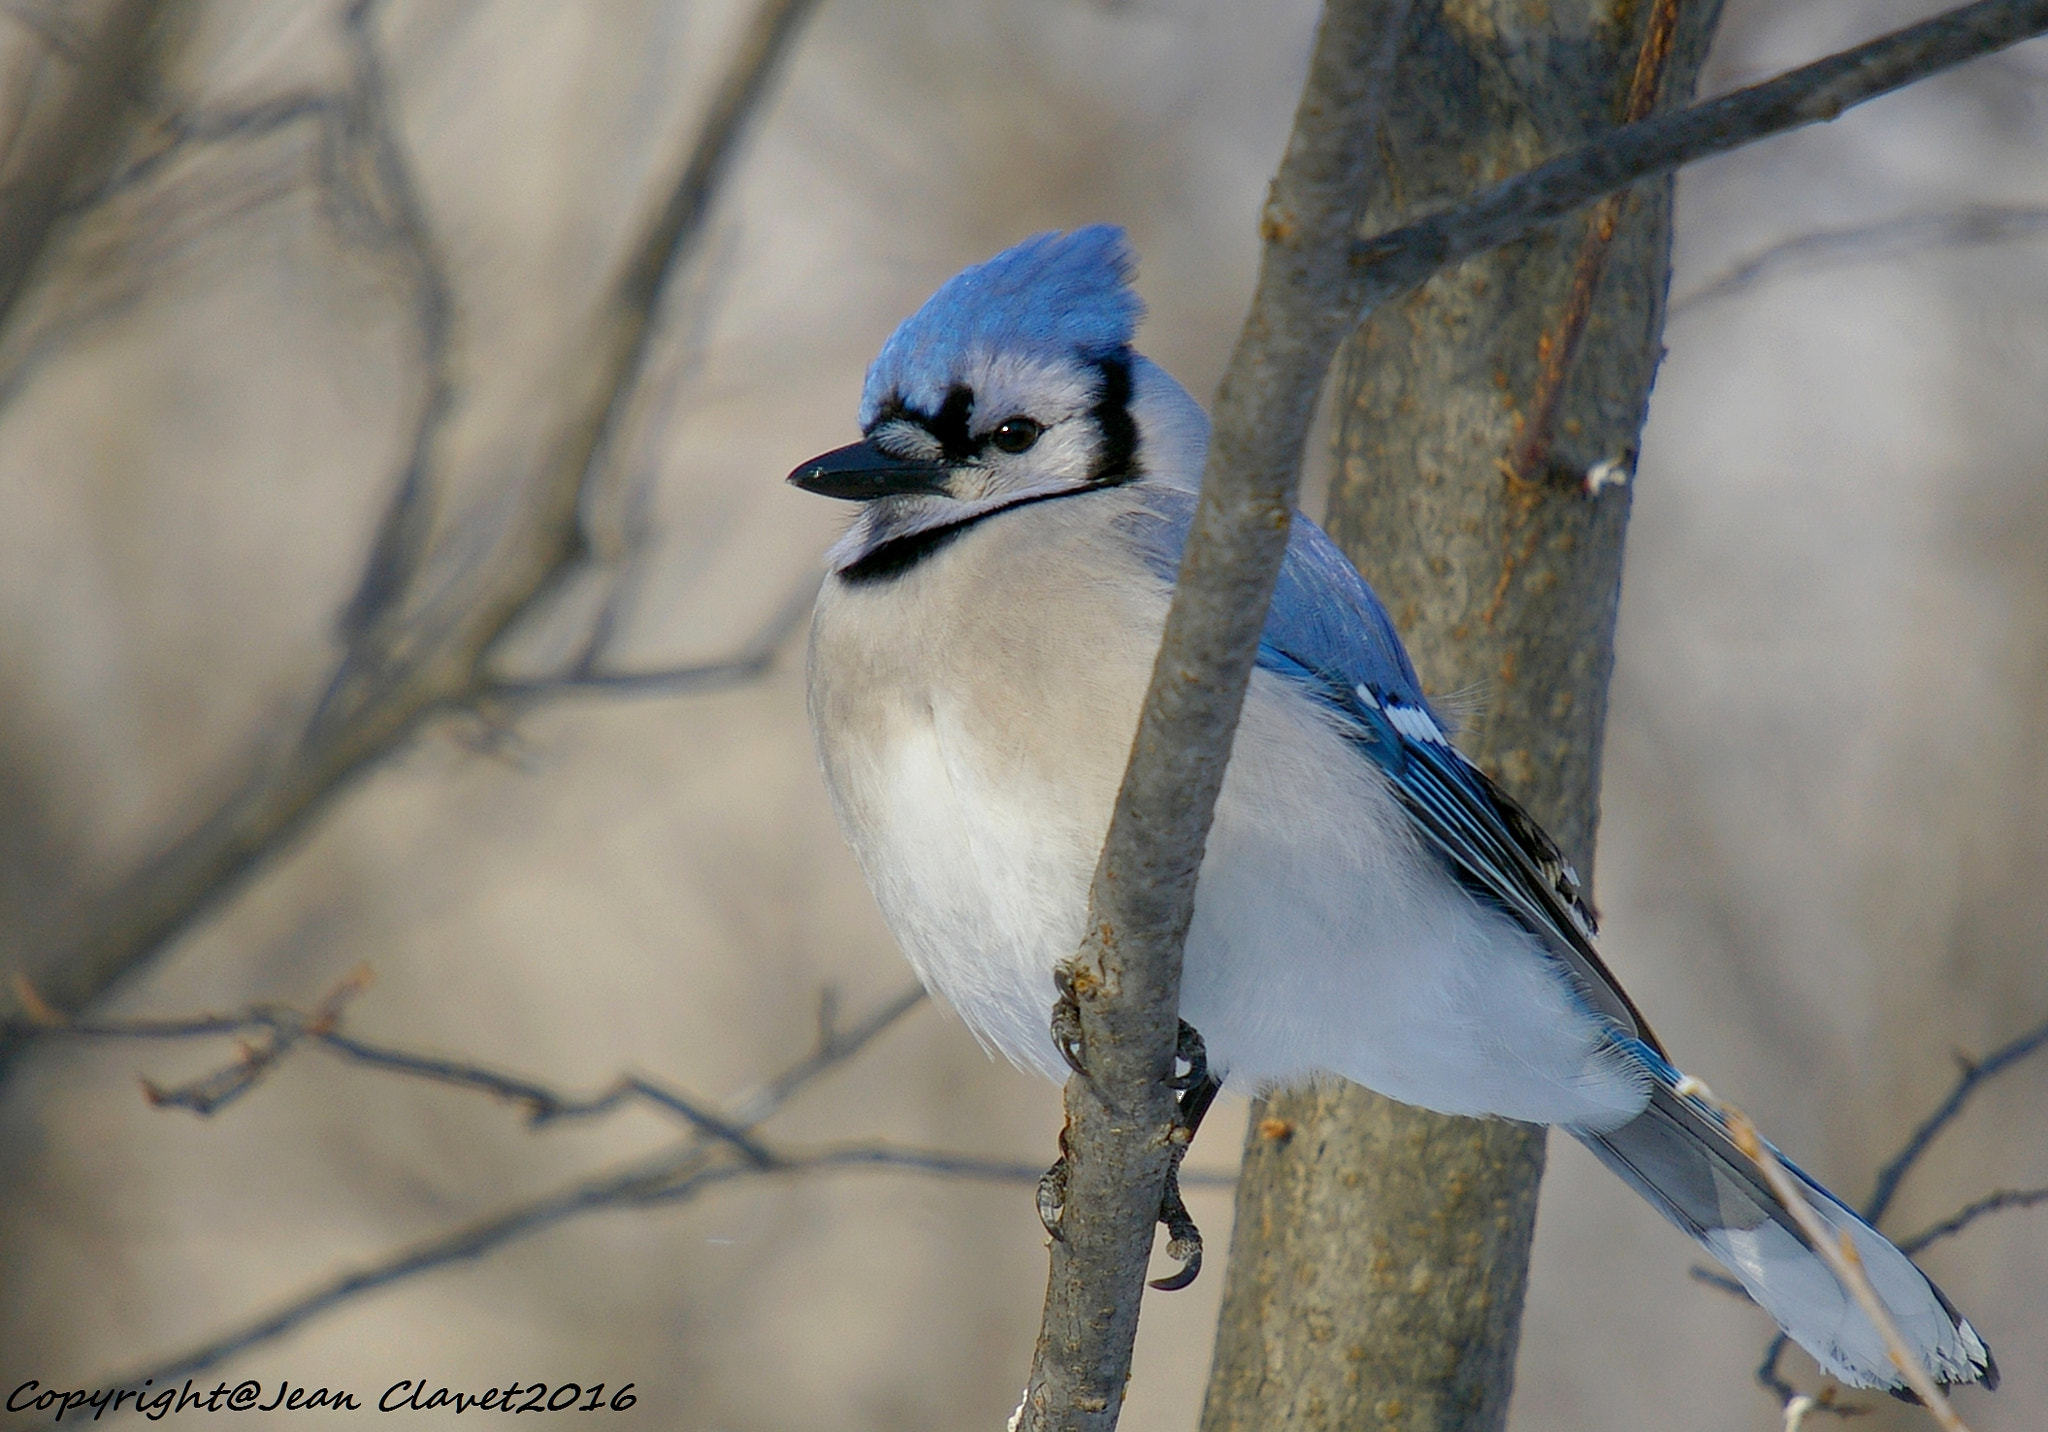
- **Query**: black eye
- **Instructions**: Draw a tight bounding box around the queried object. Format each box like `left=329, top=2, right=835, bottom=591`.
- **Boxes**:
left=988, top=416, right=1043, bottom=454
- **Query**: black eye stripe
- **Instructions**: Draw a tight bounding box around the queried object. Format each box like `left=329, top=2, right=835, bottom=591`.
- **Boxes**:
left=868, top=385, right=977, bottom=463
left=868, top=352, right=1136, bottom=476
left=1090, top=349, right=1137, bottom=485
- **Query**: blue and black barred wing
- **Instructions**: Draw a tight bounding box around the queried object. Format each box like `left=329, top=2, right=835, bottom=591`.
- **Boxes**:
left=1121, top=482, right=1663, bottom=1050
left=1255, top=517, right=1663, bottom=1054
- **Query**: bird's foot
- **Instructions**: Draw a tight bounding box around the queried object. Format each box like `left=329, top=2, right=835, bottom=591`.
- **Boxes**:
left=1151, top=1033, right=1222, bottom=1291
left=1149, top=1157, right=1203, bottom=1291
left=1050, top=965, right=1086, bottom=1077
left=1167, top=1019, right=1208, bottom=1091
left=1037, top=1125, right=1071, bottom=1240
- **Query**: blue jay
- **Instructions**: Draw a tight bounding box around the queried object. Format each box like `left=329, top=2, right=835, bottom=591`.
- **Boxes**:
left=791, top=226, right=1994, bottom=1394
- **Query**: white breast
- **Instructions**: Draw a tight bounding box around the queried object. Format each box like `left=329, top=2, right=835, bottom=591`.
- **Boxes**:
left=807, top=493, right=1647, bottom=1129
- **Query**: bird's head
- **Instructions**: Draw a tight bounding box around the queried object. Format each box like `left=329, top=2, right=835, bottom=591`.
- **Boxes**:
left=790, top=226, right=1206, bottom=572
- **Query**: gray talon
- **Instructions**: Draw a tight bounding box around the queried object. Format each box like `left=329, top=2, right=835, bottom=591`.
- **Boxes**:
left=1037, top=1154, right=1068, bottom=1239
left=1050, top=966, right=1087, bottom=1076
left=1149, top=1162, right=1203, bottom=1291
left=1150, top=1029, right=1222, bottom=1291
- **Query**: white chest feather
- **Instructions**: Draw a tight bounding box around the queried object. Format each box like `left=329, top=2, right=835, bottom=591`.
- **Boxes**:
left=806, top=495, right=1646, bottom=1128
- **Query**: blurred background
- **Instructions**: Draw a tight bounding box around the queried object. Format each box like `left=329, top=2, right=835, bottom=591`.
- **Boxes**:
left=0, top=0, right=2043, bottom=1428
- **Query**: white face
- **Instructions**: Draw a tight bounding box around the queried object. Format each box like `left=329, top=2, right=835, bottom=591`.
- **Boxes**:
left=805, top=348, right=1211, bottom=576
left=872, top=350, right=1113, bottom=502
left=825, top=351, right=1127, bottom=571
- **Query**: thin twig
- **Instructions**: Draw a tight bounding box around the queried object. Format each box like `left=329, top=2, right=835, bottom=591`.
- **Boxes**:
left=1019, top=1, right=2048, bottom=1426
left=482, top=571, right=819, bottom=701
left=1, top=0, right=828, bottom=1058
left=1901, top=1186, right=2048, bottom=1255
left=1716, top=1100, right=1971, bottom=1430
left=92, top=985, right=925, bottom=1389
left=1712, top=1011, right=2048, bottom=1409
left=4, top=975, right=919, bottom=1169
left=74, top=975, right=1236, bottom=1396
left=1865, top=1013, right=2048, bottom=1225
left=1672, top=205, right=2048, bottom=315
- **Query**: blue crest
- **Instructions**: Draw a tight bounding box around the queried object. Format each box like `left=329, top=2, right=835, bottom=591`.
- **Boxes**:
left=860, top=226, right=1142, bottom=427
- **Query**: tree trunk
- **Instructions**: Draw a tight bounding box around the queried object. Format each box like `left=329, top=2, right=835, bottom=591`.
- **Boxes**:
left=1200, top=2, right=1722, bottom=1428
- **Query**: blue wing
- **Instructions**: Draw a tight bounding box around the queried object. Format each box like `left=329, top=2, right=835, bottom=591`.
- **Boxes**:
left=1120, top=485, right=1659, bottom=1050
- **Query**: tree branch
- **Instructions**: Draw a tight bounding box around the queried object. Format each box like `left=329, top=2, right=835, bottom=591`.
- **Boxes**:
left=0, top=0, right=161, bottom=336
left=1864, top=1012, right=2048, bottom=1225
left=86, top=985, right=925, bottom=1388
left=1347, top=0, right=2048, bottom=320
left=480, top=572, right=820, bottom=701
left=2, top=0, right=826, bottom=1054
left=1902, top=1185, right=2048, bottom=1256
left=1715, top=1096, right=1972, bottom=1430
left=1685, top=1011, right=2048, bottom=1411
left=24, top=973, right=1238, bottom=1391
left=1672, top=204, right=2048, bottom=315
left=1016, top=3, right=1416, bottom=1427
left=1023, top=1, right=2048, bottom=1426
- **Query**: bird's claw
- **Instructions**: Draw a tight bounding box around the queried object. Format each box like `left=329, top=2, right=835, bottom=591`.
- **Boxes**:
left=1050, top=965, right=1086, bottom=1077
left=1150, top=1031, right=1222, bottom=1291
left=1166, top=1019, right=1208, bottom=1091
left=1037, top=1011, right=1222, bottom=1286
left=1149, top=1161, right=1203, bottom=1291
left=1038, top=1124, right=1071, bottom=1240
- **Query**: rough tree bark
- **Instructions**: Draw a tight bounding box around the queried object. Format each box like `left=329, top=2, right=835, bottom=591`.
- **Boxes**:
left=1202, top=2, right=1723, bottom=1428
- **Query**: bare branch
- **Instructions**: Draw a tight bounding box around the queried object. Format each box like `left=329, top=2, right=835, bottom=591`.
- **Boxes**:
left=325, top=0, right=456, bottom=653
left=87, top=985, right=929, bottom=1388
left=1672, top=205, right=2048, bottom=315
left=1021, top=4, right=2048, bottom=1424
left=1709, top=1092, right=1972, bottom=1429
left=1864, top=1013, right=2048, bottom=1225
left=3, top=0, right=826, bottom=1051
left=6, top=973, right=920, bottom=1165
left=105, top=1139, right=1125, bottom=1396
left=1712, top=1011, right=2048, bottom=1410
left=1345, top=0, right=2048, bottom=324
left=0, top=0, right=161, bottom=336
left=1901, top=1186, right=2048, bottom=1256
left=56, top=979, right=1234, bottom=1393
left=481, top=572, right=819, bottom=702
left=1017, top=3, right=1416, bottom=1427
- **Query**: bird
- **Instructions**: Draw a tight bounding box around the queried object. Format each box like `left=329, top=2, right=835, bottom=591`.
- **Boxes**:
left=788, top=225, right=1995, bottom=1395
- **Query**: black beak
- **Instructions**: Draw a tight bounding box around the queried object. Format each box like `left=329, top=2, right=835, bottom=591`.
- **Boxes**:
left=787, top=440, right=951, bottom=501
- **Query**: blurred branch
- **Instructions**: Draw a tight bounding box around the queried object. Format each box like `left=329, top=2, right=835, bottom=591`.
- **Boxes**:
left=1902, top=1185, right=2048, bottom=1255
left=1864, top=1012, right=2048, bottom=1224
left=25, top=977, right=1233, bottom=1388
left=1714, top=1096, right=1971, bottom=1430
left=1685, top=1013, right=2048, bottom=1410
left=0, top=0, right=160, bottom=336
left=483, top=571, right=820, bottom=702
left=1343, top=0, right=2048, bottom=323
left=2, top=0, right=827, bottom=1051
left=1672, top=205, right=2048, bottom=315
left=110, top=1143, right=1052, bottom=1393
left=91, top=984, right=928, bottom=1388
